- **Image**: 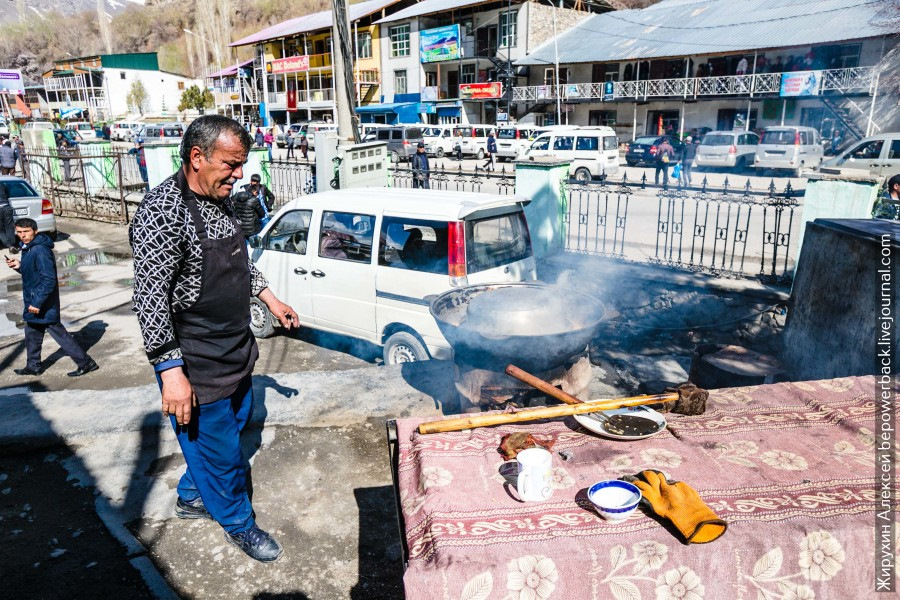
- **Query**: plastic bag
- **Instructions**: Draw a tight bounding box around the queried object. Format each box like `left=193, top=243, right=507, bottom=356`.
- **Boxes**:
left=672, top=163, right=682, bottom=179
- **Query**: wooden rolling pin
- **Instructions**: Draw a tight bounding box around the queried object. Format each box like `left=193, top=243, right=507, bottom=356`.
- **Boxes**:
left=417, top=391, right=679, bottom=434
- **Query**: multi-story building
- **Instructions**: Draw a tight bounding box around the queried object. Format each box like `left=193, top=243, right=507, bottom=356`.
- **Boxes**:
left=513, top=0, right=898, bottom=142
left=364, top=0, right=594, bottom=125
left=42, top=53, right=201, bottom=122
left=229, top=0, right=415, bottom=127
left=205, top=59, right=259, bottom=125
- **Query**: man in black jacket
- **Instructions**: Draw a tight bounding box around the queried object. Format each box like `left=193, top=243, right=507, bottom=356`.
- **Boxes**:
left=232, top=191, right=266, bottom=238
left=242, top=174, right=274, bottom=223
left=411, top=142, right=430, bottom=189
left=0, top=182, right=15, bottom=249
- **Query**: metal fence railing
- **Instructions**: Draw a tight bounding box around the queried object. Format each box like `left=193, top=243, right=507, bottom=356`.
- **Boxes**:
left=261, top=159, right=315, bottom=209
left=388, top=164, right=516, bottom=195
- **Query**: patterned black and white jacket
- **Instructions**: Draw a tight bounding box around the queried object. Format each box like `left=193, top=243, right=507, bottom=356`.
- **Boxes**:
left=129, top=173, right=268, bottom=371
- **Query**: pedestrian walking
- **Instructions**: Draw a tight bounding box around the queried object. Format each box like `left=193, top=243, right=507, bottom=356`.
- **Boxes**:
left=484, top=131, right=496, bottom=171
left=13, top=136, right=26, bottom=178
left=285, top=129, right=295, bottom=160
left=129, top=115, right=298, bottom=563
left=0, top=138, right=16, bottom=175
left=6, top=218, right=99, bottom=377
left=411, top=142, right=430, bottom=189
left=128, top=137, right=149, bottom=191
left=232, top=191, right=266, bottom=238
left=299, top=133, right=309, bottom=160
left=254, top=128, right=264, bottom=148
left=679, top=136, right=698, bottom=187
left=57, top=138, right=73, bottom=182
left=0, top=182, right=16, bottom=249
left=242, top=174, right=275, bottom=219
left=264, top=128, right=274, bottom=162
left=655, top=137, right=675, bottom=186
left=454, top=131, right=463, bottom=161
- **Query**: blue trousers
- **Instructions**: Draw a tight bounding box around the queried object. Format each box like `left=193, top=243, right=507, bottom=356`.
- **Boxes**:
left=158, top=374, right=256, bottom=534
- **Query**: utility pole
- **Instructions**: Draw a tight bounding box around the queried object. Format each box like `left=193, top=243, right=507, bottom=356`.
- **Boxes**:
left=332, top=0, right=360, bottom=142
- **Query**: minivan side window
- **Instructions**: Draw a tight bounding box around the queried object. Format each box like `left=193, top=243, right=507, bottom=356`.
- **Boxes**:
left=319, top=211, right=376, bottom=263
left=265, top=209, right=312, bottom=255
left=848, top=140, right=884, bottom=159
left=377, top=130, right=391, bottom=141
left=465, top=211, right=532, bottom=274
left=379, top=217, right=448, bottom=275
left=554, top=136, right=574, bottom=151
left=575, top=136, right=599, bottom=151
left=531, top=137, right=550, bottom=151
left=603, top=136, right=618, bottom=151
left=888, top=140, right=900, bottom=160
left=391, top=129, right=403, bottom=140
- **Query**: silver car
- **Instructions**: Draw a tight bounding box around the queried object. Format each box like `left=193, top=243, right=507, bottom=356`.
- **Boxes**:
left=695, top=131, right=759, bottom=171
left=1, top=176, right=57, bottom=239
left=754, top=126, right=824, bottom=176
left=821, top=133, right=900, bottom=179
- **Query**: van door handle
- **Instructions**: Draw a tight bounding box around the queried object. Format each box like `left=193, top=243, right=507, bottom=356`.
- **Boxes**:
left=294, top=267, right=307, bottom=275
left=311, top=270, right=326, bottom=278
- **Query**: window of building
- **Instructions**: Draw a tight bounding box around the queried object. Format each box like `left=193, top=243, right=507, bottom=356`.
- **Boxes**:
left=357, top=31, right=372, bottom=60
left=461, top=64, right=476, bottom=84
left=589, top=110, right=617, bottom=127
left=499, top=10, right=518, bottom=48
left=120, top=72, right=126, bottom=80
left=390, top=24, right=410, bottom=57
left=425, top=71, right=437, bottom=86
left=394, top=70, right=407, bottom=95
left=177, top=81, right=185, bottom=90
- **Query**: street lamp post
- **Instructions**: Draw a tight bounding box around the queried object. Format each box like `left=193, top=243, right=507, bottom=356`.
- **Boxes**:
left=184, top=28, right=224, bottom=115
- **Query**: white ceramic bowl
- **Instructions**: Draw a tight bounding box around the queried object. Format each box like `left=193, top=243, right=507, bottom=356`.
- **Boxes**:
left=588, top=480, right=642, bottom=521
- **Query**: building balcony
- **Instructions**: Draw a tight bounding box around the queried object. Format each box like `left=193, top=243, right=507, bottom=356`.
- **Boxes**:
left=266, top=88, right=335, bottom=109
left=512, top=66, right=877, bottom=103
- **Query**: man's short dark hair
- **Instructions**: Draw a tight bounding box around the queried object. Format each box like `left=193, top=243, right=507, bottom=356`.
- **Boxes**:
left=15, top=218, right=37, bottom=231
left=250, top=174, right=261, bottom=182
left=180, top=115, right=253, bottom=164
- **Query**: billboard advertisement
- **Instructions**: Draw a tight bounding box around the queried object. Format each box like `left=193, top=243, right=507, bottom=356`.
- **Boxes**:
left=0, top=69, right=24, bottom=95
left=420, top=25, right=460, bottom=63
left=779, top=71, right=822, bottom=97
left=270, top=56, right=309, bottom=75
left=459, top=82, right=502, bottom=100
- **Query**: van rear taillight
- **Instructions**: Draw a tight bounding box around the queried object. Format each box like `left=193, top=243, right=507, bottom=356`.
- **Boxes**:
left=729, top=145, right=737, bottom=154
left=794, top=132, right=801, bottom=145
left=448, top=221, right=466, bottom=278
left=41, top=199, right=53, bottom=215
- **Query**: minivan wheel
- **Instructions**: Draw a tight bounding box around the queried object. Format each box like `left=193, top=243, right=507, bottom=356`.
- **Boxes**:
left=574, top=167, right=592, bottom=183
left=383, top=331, right=429, bottom=365
left=390, top=151, right=400, bottom=164
left=476, top=148, right=485, bottom=160
left=249, top=297, right=275, bottom=338
left=435, top=147, right=445, bottom=158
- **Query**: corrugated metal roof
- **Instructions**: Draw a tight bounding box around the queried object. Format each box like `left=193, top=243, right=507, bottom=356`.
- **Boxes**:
left=375, top=0, right=498, bottom=24
left=517, top=0, right=895, bottom=66
left=230, top=0, right=402, bottom=47
left=207, top=59, right=254, bottom=79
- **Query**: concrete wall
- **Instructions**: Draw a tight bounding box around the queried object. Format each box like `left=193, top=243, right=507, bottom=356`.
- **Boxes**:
left=782, top=219, right=899, bottom=380
left=794, top=175, right=882, bottom=258
left=515, top=157, right=570, bottom=259
left=104, top=69, right=201, bottom=118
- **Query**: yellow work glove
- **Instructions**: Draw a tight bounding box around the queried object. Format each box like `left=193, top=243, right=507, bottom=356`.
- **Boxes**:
left=623, top=470, right=727, bottom=544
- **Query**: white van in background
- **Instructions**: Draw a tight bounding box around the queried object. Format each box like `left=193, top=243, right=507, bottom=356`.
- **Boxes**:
left=65, top=122, right=99, bottom=140
left=422, top=125, right=454, bottom=157
left=111, top=121, right=143, bottom=142
left=247, top=188, right=537, bottom=364
left=525, top=126, right=619, bottom=181
left=754, top=126, right=824, bottom=176
left=496, top=125, right=537, bottom=161
left=452, top=124, right=497, bottom=159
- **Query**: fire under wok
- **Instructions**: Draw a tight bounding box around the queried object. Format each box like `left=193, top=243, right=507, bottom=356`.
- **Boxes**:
left=429, top=282, right=606, bottom=372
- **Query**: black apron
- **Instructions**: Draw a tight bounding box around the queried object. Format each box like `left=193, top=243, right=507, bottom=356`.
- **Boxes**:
left=172, top=172, right=258, bottom=404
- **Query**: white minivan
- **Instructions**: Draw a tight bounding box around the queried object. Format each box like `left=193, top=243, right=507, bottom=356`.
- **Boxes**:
left=422, top=125, right=455, bottom=158
left=248, top=188, right=537, bottom=364
left=524, top=126, right=619, bottom=181
left=65, top=122, right=98, bottom=140
left=111, top=121, right=143, bottom=142
left=495, top=125, right=537, bottom=161
left=452, top=124, right=497, bottom=159
left=754, top=126, right=824, bottom=176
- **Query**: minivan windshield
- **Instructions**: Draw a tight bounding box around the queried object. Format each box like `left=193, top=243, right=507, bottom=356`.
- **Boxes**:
left=465, top=211, right=532, bottom=274
left=498, top=128, right=518, bottom=139
left=702, top=134, right=735, bottom=146
left=761, top=130, right=796, bottom=145
left=422, top=127, right=443, bottom=137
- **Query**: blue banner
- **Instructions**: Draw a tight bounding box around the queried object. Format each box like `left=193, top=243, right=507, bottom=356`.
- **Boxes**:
left=420, top=25, right=460, bottom=63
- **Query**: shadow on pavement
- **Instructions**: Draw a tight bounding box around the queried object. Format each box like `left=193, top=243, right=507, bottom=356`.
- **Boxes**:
left=42, top=319, right=108, bottom=370
left=350, top=486, right=405, bottom=599
left=400, top=360, right=461, bottom=414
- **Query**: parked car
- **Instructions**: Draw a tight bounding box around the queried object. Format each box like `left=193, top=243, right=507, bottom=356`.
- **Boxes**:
left=0, top=176, right=56, bottom=239
left=139, top=123, right=185, bottom=143
left=247, top=187, right=537, bottom=364
left=753, top=126, right=824, bottom=176
left=525, top=126, right=620, bottom=181
left=451, top=124, right=497, bottom=159
left=694, top=130, right=760, bottom=171
left=820, top=133, right=900, bottom=179
left=374, top=125, right=425, bottom=163
left=276, top=124, right=304, bottom=148
left=304, top=122, right=337, bottom=150
left=496, top=125, right=537, bottom=161
left=0, top=118, right=9, bottom=137
left=110, top=121, right=143, bottom=142
left=53, top=129, right=82, bottom=147
left=421, top=125, right=455, bottom=158
left=625, top=135, right=684, bottom=167
left=23, top=121, right=54, bottom=132
left=65, top=122, right=99, bottom=140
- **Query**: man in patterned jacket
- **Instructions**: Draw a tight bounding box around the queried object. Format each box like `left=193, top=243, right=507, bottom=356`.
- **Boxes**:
left=129, top=115, right=298, bottom=563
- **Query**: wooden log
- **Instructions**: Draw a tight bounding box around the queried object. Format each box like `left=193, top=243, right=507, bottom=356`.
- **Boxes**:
left=417, top=392, right=679, bottom=434
left=504, top=364, right=584, bottom=405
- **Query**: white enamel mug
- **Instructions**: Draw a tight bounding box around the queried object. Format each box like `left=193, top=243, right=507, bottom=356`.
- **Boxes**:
left=516, top=447, right=554, bottom=502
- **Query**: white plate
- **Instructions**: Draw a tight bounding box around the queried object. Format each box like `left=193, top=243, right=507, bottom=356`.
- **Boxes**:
left=574, top=406, right=667, bottom=441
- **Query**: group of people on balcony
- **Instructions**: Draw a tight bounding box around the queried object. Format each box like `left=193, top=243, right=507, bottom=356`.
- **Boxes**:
left=620, top=50, right=841, bottom=83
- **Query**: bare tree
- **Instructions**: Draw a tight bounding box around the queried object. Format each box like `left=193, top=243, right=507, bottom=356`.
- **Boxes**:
left=97, top=0, right=113, bottom=54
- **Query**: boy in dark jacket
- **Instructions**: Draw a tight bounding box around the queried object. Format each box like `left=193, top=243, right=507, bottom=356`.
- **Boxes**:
left=4, top=218, right=98, bottom=377
left=232, top=191, right=266, bottom=238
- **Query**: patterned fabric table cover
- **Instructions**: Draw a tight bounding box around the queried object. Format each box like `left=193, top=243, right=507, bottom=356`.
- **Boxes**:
left=395, top=376, right=895, bottom=600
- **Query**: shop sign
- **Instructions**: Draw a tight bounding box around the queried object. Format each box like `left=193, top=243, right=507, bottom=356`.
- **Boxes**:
left=270, top=56, right=309, bottom=75
left=420, top=25, right=460, bottom=63
left=0, top=69, right=24, bottom=95
left=779, top=71, right=822, bottom=97
left=459, top=82, right=502, bottom=100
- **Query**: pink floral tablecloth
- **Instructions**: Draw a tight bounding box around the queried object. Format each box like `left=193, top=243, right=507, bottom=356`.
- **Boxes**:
left=395, top=376, right=897, bottom=600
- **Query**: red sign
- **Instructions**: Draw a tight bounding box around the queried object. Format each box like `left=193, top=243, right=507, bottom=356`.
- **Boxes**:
left=459, top=82, right=502, bottom=100
left=270, top=56, right=309, bottom=74
left=287, top=84, right=297, bottom=111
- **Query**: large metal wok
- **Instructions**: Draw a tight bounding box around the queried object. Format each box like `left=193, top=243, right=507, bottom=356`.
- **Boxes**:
left=429, top=282, right=606, bottom=372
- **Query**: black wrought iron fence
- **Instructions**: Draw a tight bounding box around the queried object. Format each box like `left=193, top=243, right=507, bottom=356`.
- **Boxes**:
left=388, top=164, right=516, bottom=195
left=261, top=159, right=315, bottom=208
left=24, top=148, right=145, bottom=223
left=565, top=179, right=631, bottom=258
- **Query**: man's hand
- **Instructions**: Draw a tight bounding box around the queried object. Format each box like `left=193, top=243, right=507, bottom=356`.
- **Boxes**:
left=160, top=367, right=196, bottom=426
left=5, top=256, right=19, bottom=270
left=258, top=287, right=299, bottom=330
left=27, top=305, right=39, bottom=314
